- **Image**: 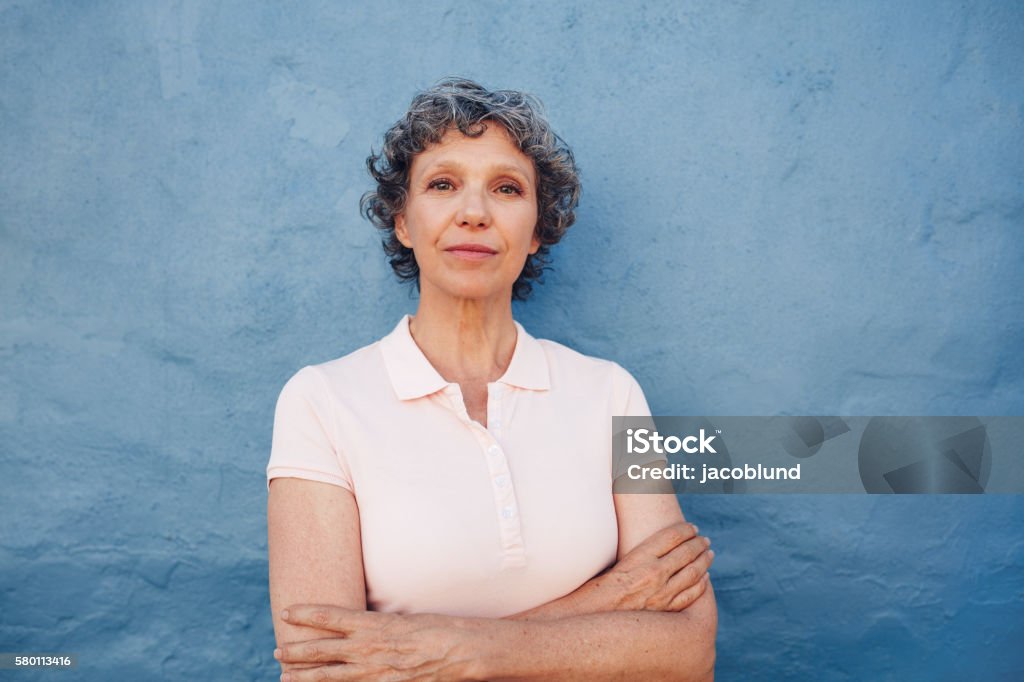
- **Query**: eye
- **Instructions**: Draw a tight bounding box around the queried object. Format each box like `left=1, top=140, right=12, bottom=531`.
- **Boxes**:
left=497, top=183, right=523, bottom=196
left=427, top=178, right=454, bottom=191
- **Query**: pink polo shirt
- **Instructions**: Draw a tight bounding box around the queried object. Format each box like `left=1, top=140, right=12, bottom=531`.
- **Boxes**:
left=267, top=315, right=652, bottom=618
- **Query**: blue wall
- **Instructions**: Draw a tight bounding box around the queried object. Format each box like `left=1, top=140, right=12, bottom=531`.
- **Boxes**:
left=2, top=1, right=1022, bottom=679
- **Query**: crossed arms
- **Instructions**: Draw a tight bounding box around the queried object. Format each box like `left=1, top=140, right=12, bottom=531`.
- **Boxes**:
left=268, top=478, right=717, bottom=681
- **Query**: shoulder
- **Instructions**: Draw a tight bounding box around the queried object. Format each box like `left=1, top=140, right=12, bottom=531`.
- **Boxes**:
left=276, top=336, right=390, bottom=407
left=532, top=335, right=646, bottom=408
left=536, top=337, right=632, bottom=379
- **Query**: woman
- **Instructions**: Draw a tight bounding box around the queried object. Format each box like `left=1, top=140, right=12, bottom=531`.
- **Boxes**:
left=267, top=78, right=717, bottom=680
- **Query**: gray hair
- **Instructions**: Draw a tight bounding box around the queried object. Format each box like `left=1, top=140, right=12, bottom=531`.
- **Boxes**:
left=361, top=77, right=581, bottom=301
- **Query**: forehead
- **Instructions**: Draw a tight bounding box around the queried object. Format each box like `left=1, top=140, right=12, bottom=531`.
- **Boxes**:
left=411, top=123, right=536, bottom=180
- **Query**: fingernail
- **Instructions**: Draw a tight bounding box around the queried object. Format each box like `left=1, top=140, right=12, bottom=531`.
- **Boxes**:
left=273, top=648, right=281, bottom=660
left=692, top=524, right=699, bottom=534
left=281, top=674, right=291, bottom=682
left=704, top=536, right=711, bottom=546
left=708, top=549, right=715, bottom=559
left=281, top=609, right=290, bottom=621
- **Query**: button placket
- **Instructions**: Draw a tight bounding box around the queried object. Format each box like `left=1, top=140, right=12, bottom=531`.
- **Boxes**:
left=435, top=382, right=527, bottom=567
left=480, top=384, right=525, bottom=565
left=488, top=383, right=503, bottom=435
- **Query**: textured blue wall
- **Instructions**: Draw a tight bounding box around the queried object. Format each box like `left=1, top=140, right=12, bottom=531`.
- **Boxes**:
left=2, top=1, right=1022, bottom=680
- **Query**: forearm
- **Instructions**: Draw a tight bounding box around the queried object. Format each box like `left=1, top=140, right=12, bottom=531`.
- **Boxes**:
left=506, top=571, right=619, bottom=621
left=469, top=585, right=717, bottom=682
left=509, top=524, right=712, bottom=623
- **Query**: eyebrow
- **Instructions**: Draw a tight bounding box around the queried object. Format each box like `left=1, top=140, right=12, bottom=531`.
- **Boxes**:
left=419, top=159, right=533, bottom=180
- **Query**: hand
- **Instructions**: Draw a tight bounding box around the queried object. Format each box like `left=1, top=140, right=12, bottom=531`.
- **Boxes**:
left=274, top=606, right=476, bottom=681
left=600, top=522, right=714, bottom=612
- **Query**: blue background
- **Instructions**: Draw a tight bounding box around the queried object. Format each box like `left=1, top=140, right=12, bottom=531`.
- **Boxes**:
left=2, top=1, right=1022, bottom=679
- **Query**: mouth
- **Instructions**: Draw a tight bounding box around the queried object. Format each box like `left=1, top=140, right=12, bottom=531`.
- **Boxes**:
left=445, top=243, right=498, bottom=260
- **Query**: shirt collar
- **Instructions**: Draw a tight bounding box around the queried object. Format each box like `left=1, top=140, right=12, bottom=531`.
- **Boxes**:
left=379, top=315, right=551, bottom=401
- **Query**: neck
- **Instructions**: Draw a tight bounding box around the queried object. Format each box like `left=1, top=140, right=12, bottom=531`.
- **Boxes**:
left=408, top=290, right=518, bottom=385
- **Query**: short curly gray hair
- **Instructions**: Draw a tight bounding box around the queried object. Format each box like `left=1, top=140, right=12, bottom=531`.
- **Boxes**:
left=361, top=77, right=581, bottom=301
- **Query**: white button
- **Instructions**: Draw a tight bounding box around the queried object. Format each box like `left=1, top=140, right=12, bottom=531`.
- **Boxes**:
left=487, top=445, right=500, bottom=456
left=501, top=506, right=515, bottom=519
left=495, top=475, right=508, bottom=487
left=491, top=420, right=501, bottom=429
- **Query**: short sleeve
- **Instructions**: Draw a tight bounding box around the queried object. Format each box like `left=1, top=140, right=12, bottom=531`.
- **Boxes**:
left=611, top=363, right=663, bottom=482
left=616, top=363, right=653, bottom=418
left=266, top=365, right=353, bottom=491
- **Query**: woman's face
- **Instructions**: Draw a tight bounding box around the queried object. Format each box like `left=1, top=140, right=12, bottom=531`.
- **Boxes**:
left=395, top=123, right=540, bottom=304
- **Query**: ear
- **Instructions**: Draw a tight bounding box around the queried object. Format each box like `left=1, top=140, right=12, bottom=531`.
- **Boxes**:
left=394, top=214, right=413, bottom=249
left=528, top=231, right=541, bottom=255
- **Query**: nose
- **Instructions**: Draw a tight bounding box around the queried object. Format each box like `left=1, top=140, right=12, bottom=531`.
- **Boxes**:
left=455, top=184, right=490, bottom=229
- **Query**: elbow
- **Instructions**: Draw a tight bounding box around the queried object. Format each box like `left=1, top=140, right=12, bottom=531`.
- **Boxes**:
left=696, top=587, right=718, bottom=681
left=680, top=620, right=716, bottom=682
left=691, top=641, right=716, bottom=682
left=676, top=582, right=718, bottom=682
left=630, top=588, right=718, bottom=681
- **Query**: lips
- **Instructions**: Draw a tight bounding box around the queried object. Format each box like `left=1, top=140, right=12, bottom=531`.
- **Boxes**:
left=445, top=243, right=498, bottom=260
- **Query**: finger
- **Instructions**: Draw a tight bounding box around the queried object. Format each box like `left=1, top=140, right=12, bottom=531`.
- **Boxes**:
left=630, top=522, right=700, bottom=559
left=276, top=637, right=353, bottom=665
left=282, top=662, right=365, bottom=681
left=665, top=573, right=711, bottom=612
left=664, top=547, right=715, bottom=595
left=283, top=605, right=380, bottom=633
left=659, top=534, right=711, bottom=572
